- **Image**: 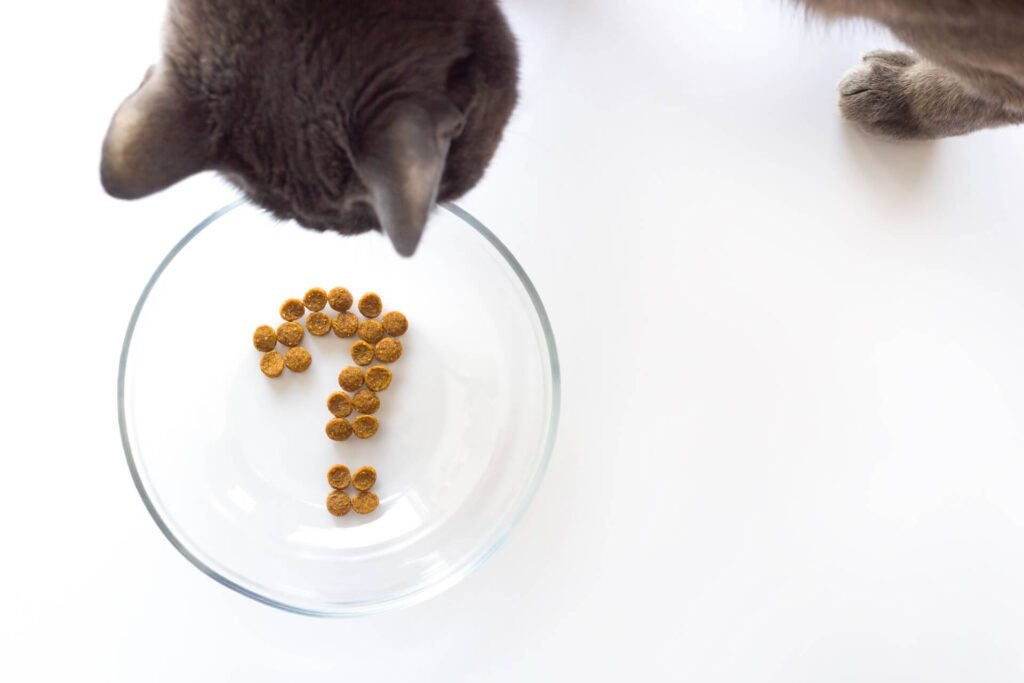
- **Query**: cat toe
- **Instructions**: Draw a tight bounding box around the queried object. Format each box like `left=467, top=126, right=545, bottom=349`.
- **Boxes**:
left=861, top=49, right=918, bottom=68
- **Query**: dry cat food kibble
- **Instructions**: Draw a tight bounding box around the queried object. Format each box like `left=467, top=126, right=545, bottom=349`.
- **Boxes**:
left=333, top=312, right=359, bottom=338
left=358, top=292, right=383, bottom=318
left=306, top=311, right=332, bottom=336
left=381, top=311, right=408, bottom=337
left=352, top=491, right=379, bottom=514
left=364, top=366, right=392, bottom=392
left=352, top=466, right=377, bottom=492
left=280, top=298, right=305, bottom=322
left=351, top=340, right=375, bottom=366
left=327, top=464, right=351, bottom=490
left=303, top=287, right=328, bottom=312
left=326, top=490, right=352, bottom=516
left=358, top=319, right=385, bottom=344
left=260, top=351, right=285, bottom=377
left=284, top=346, right=312, bottom=372
left=352, top=415, right=379, bottom=439
left=326, top=418, right=354, bottom=441
left=327, top=391, right=353, bottom=418
left=253, top=286, right=408, bottom=516
left=253, top=325, right=278, bottom=352
left=374, top=337, right=403, bottom=363
left=352, top=388, right=380, bottom=415
left=327, top=287, right=353, bottom=312
left=277, top=321, right=304, bottom=347
left=338, top=366, right=364, bottom=392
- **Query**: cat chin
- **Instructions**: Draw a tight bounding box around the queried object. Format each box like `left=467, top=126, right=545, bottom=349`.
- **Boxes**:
left=286, top=203, right=382, bottom=238
left=220, top=172, right=382, bottom=237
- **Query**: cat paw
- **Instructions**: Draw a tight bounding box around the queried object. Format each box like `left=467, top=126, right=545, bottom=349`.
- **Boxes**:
left=838, top=50, right=923, bottom=139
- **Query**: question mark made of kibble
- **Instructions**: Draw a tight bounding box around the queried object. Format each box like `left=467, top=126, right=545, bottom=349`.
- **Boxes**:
left=251, top=287, right=408, bottom=517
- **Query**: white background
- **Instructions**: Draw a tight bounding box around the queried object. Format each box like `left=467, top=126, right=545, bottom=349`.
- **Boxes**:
left=3, top=1, right=1024, bottom=680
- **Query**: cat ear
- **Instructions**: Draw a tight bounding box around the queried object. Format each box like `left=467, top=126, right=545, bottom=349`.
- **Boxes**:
left=351, top=97, right=465, bottom=257
left=100, top=65, right=210, bottom=199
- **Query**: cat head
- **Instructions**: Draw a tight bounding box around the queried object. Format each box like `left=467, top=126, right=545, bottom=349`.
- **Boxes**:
left=100, top=0, right=519, bottom=256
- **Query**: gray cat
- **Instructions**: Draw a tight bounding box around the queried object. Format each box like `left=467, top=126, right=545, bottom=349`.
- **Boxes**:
left=100, top=0, right=518, bottom=256
left=804, top=0, right=1024, bottom=139
left=102, top=1, right=1023, bottom=256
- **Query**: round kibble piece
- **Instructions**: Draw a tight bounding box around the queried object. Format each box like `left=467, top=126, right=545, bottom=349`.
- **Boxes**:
left=358, top=319, right=385, bottom=344
left=259, top=351, right=285, bottom=377
left=375, top=337, right=402, bottom=363
left=328, top=287, right=354, bottom=312
left=327, top=464, right=351, bottom=490
left=284, top=346, right=312, bottom=372
left=333, top=312, right=359, bottom=338
left=280, top=298, right=305, bottom=322
left=358, top=292, right=383, bottom=318
left=303, top=287, right=328, bottom=311
left=326, top=418, right=353, bottom=441
left=352, top=415, right=379, bottom=439
left=352, top=491, right=379, bottom=514
left=338, top=366, right=364, bottom=392
left=253, top=325, right=278, bottom=352
left=352, top=466, right=377, bottom=492
left=277, top=321, right=304, bottom=347
left=327, top=391, right=353, bottom=418
left=326, top=490, right=352, bottom=516
left=364, top=366, right=392, bottom=392
left=381, top=311, right=408, bottom=337
left=352, top=388, right=380, bottom=415
left=351, top=340, right=374, bottom=366
left=306, top=311, right=331, bottom=336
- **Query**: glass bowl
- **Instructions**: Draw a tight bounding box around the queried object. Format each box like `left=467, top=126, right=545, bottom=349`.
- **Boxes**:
left=118, top=200, right=560, bottom=616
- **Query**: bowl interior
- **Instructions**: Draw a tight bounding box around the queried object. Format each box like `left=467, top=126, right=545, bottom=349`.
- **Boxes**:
left=120, top=201, right=559, bottom=615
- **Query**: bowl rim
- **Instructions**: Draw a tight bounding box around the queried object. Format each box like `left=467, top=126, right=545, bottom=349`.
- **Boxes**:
left=117, top=200, right=561, bottom=617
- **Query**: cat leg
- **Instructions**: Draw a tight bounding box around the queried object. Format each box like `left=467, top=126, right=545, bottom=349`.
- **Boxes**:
left=838, top=50, right=1024, bottom=139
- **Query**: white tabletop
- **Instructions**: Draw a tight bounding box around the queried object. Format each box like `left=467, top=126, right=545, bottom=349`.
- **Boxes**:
left=4, top=1, right=1024, bottom=680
